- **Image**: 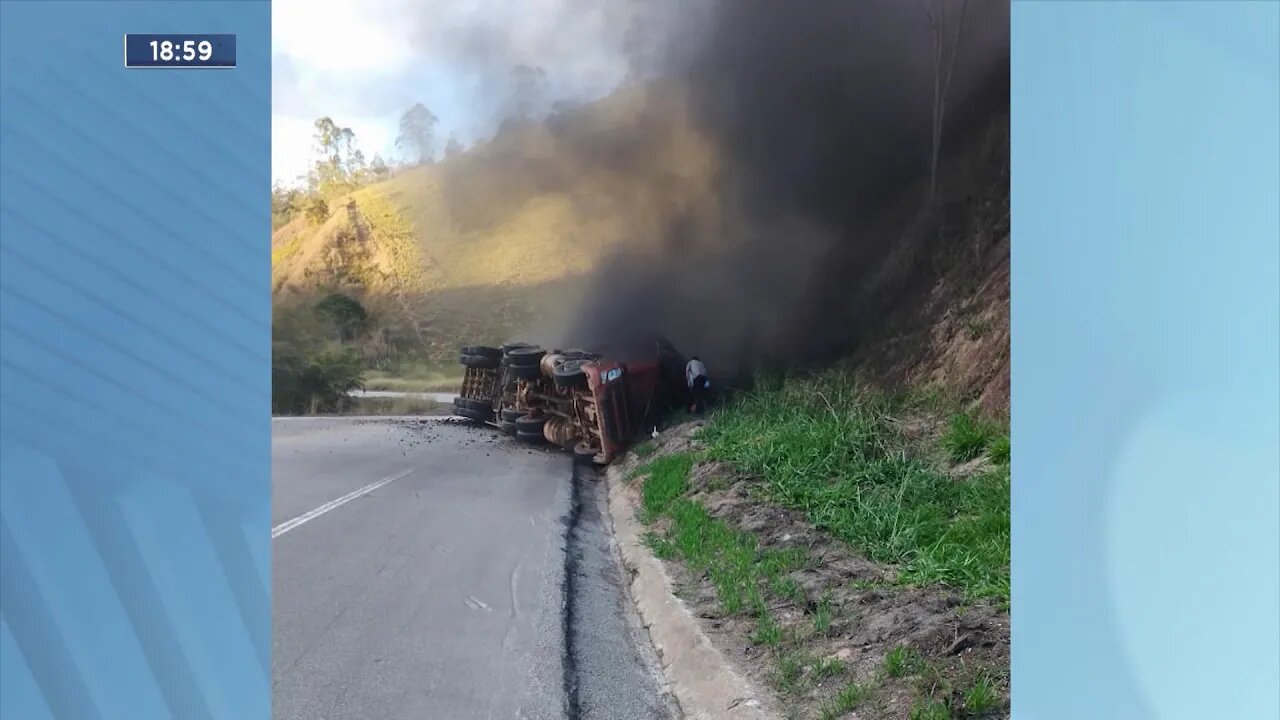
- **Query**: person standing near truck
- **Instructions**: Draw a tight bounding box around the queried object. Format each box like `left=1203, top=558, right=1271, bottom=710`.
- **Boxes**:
left=685, top=356, right=711, bottom=414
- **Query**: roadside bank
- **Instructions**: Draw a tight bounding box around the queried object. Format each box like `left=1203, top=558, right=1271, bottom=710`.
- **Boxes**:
left=609, top=373, right=1010, bottom=720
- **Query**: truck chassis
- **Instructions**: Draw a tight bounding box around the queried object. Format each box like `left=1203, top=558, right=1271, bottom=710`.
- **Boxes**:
left=452, top=341, right=675, bottom=464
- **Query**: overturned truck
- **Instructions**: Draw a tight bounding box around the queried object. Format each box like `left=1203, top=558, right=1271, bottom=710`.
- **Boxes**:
left=452, top=340, right=686, bottom=464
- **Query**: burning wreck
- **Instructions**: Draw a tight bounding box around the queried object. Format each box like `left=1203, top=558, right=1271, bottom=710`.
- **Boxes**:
left=452, top=339, right=689, bottom=464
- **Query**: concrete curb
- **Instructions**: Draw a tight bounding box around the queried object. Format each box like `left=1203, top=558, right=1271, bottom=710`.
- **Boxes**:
left=604, top=467, right=777, bottom=720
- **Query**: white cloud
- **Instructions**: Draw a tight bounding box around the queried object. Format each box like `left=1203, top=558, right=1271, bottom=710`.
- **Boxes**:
left=272, top=115, right=399, bottom=186
left=271, top=116, right=313, bottom=185
left=272, top=0, right=414, bottom=74
left=270, top=0, right=686, bottom=182
left=272, top=0, right=415, bottom=183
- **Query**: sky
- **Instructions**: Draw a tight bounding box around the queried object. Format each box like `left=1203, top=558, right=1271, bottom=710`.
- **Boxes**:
left=271, top=0, right=667, bottom=185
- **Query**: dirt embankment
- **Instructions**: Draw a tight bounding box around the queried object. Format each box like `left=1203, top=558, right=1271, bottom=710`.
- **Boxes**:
left=614, top=417, right=1010, bottom=720
left=843, top=116, right=1011, bottom=418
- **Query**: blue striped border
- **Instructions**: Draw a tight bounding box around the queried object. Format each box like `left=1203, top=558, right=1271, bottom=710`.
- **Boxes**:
left=0, top=2, right=270, bottom=719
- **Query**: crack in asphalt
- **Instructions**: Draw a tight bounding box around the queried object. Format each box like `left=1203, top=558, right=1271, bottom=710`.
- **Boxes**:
left=560, top=462, right=586, bottom=720
left=564, top=462, right=677, bottom=720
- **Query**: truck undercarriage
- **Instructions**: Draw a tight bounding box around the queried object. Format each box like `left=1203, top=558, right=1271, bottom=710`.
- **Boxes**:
left=452, top=340, right=683, bottom=464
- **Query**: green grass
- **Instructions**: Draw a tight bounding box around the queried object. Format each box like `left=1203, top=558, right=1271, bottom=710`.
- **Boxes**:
left=884, top=645, right=923, bottom=679
left=776, top=651, right=807, bottom=694
left=963, top=670, right=999, bottom=715
left=769, top=575, right=805, bottom=605
left=986, top=434, right=1010, bottom=465
left=632, top=440, right=657, bottom=458
left=941, top=412, right=1000, bottom=463
left=638, top=453, right=697, bottom=521
left=771, top=650, right=847, bottom=697
left=635, top=453, right=864, bottom=697
left=819, top=681, right=873, bottom=720
left=642, top=531, right=678, bottom=560
left=811, top=655, right=846, bottom=681
left=910, top=699, right=952, bottom=720
left=812, top=594, right=834, bottom=635
left=752, top=610, right=783, bottom=647
left=667, top=500, right=764, bottom=614
left=701, top=372, right=1010, bottom=600
left=634, top=383, right=1010, bottom=715
left=341, top=396, right=444, bottom=416
left=363, top=361, right=461, bottom=393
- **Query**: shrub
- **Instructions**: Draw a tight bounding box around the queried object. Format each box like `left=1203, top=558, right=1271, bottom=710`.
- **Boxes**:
left=272, top=345, right=365, bottom=415
left=304, top=196, right=330, bottom=225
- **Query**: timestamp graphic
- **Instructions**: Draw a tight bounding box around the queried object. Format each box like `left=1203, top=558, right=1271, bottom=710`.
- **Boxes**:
left=124, top=33, right=236, bottom=68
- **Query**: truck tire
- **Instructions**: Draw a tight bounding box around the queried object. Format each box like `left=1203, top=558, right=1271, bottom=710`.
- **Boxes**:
left=510, top=363, right=542, bottom=380
left=572, top=441, right=599, bottom=463
left=499, top=420, right=518, bottom=436
left=514, top=415, right=546, bottom=433
left=500, top=408, right=524, bottom=423
left=455, top=397, right=493, bottom=413
left=460, top=353, right=501, bottom=369
left=516, top=430, right=545, bottom=444
left=505, top=347, right=546, bottom=366
left=456, top=406, right=491, bottom=422
left=502, top=342, right=536, bottom=354
left=553, top=359, right=587, bottom=389
left=461, top=345, right=503, bottom=360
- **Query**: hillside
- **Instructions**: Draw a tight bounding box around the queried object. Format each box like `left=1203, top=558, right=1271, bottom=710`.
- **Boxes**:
left=272, top=75, right=1009, bottom=417
left=271, top=81, right=717, bottom=363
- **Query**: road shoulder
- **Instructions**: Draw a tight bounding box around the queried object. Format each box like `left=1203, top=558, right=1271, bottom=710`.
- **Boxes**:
left=605, top=465, right=778, bottom=720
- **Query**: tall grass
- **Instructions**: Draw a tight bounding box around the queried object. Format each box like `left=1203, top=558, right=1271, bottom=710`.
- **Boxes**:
left=701, top=372, right=1010, bottom=600
left=640, top=452, right=812, bottom=619
left=941, top=411, right=1002, bottom=463
left=363, top=361, right=462, bottom=393
left=342, top=396, right=444, bottom=416
left=639, top=453, right=696, bottom=521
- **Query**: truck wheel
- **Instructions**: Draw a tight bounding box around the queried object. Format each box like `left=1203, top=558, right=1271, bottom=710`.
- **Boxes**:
left=514, top=415, right=546, bottom=433
left=516, top=430, right=545, bottom=444
left=500, top=408, right=524, bottom=423
left=572, top=441, right=599, bottom=463
left=460, top=353, right=501, bottom=369
left=461, top=345, right=502, bottom=360
left=502, top=342, right=536, bottom=354
left=505, top=347, right=546, bottom=366
left=511, top=363, right=542, bottom=380
left=456, top=406, right=491, bottom=423
left=553, top=359, right=587, bottom=389
left=455, top=397, right=493, bottom=413
left=499, top=421, right=518, bottom=436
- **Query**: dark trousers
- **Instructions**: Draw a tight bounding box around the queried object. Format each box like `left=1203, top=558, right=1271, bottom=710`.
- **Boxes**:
left=688, top=376, right=709, bottom=413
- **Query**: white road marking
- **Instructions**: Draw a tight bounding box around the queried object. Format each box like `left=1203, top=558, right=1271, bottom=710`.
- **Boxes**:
left=271, top=468, right=416, bottom=539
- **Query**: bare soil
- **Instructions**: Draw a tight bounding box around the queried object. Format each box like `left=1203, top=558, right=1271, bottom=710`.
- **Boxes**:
left=845, top=116, right=1011, bottom=419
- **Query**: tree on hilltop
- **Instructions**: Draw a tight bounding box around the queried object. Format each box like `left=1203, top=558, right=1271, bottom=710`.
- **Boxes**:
left=397, top=103, right=438, bottom=166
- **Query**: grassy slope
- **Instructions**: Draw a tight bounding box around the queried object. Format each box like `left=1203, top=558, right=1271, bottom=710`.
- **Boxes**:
left=633, top=376, right=1010, bottom=719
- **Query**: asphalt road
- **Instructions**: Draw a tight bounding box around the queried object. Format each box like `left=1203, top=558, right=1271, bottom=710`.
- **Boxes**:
left=272, top=416, right=673, bottom=720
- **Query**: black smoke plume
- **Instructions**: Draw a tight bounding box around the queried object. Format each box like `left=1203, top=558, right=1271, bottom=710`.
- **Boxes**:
left=559, top=0, right=1010, bottom=380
